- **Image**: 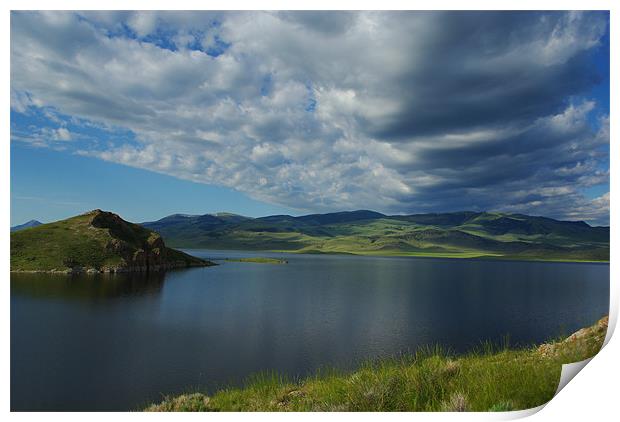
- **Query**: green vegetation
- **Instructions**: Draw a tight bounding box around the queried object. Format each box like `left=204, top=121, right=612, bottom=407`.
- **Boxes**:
left=146, top=316, right=608, bottom=412
left=225, top=257, right=288, bottom=264
left=142, top=210, right=609, bottom=262
left=10, top=210, right=211, bottom=272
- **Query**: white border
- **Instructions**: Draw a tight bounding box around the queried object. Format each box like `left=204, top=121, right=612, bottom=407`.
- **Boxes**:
left=2, top=1, right=617, bottom=420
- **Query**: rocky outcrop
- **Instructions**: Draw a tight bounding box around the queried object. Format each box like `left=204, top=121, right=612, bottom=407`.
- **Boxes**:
left=10, top=209, right=214, bottom=273
left=101, top=231, right=169, bottom=272
left=537, top=316, right=608, bottom=358
left=85, top=209, right=213, bottom=273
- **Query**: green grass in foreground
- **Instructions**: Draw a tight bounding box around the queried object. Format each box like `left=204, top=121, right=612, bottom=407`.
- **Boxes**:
left=224, top=257, right=288, bottom=264
left=146, top=316, right=608, bottom=412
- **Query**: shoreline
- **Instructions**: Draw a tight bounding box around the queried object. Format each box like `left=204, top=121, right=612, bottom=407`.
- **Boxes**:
left=179, top=247, right=609, bottom=264
left=146, top=316, right=609, bottom=412
left=10, top=261, right=215, bottom=274
left=11, top=251, right=607, bottom=273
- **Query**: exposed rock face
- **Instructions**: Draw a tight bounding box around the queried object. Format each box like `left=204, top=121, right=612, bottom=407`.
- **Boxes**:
left=101, top=238, right=167, bottom=272
left=10, top=209, right=214, bottom=273
left=101, top=229, right=167, bottom=272
left=88, top=209, right=211, bottom=273
left=537, top=316, right=608, bottom=358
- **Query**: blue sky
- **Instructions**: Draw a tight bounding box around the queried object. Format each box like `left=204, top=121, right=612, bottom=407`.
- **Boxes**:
left=10, top=11, right=610, bottom=225
left=10, top=144, right=296, bottom=224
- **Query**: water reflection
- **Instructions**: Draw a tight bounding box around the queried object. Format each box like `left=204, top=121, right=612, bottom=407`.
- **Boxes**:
left=10, top=253, right=609, bottom=411
left=11, top=271, right=166, bottom=301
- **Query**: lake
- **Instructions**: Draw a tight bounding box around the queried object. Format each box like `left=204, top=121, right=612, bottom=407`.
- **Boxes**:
left=10, top=250, right=609, bottom=411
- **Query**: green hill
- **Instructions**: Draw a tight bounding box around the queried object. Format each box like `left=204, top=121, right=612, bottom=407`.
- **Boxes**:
left=10, top=210, right=213, bottom=273
left=141, top=210, right=609, bottom=262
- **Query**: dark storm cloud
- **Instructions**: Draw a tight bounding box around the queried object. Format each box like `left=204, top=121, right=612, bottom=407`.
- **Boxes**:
left=365, top=12, right=607, bottom=139
left=10, top=11, right=610, bottom=224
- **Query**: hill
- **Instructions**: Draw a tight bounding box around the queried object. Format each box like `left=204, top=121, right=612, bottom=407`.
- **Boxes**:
left=10, top=210, right=213, bottom=273
left=11, top=220, right=42, bottom=232
left=141, top=210, right=609, bottom=262
left=146, top=316, right=608, bottom=411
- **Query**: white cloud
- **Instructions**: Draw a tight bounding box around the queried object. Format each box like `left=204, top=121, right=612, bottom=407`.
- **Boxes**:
left=54, top=127, right=72, bottom=141
left=10, top=11, right=610, bottom=224
left=127, top=11, right=158, bottom=37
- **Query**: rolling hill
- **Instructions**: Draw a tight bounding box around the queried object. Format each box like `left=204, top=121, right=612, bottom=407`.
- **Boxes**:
left=11, top=210, right=213, bottom=273
left=141, top=210, right=609, bottom=261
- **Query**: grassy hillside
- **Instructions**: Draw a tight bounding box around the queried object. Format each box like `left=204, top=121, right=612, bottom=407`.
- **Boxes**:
left=146, top=316, right=608, bottom=412
left=142, top=211, right=609, bottom=262
left=11, top=210, right=211, bottom=272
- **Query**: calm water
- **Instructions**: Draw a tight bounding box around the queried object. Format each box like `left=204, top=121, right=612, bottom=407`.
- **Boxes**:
left=11, top=251, right=609, bottom=411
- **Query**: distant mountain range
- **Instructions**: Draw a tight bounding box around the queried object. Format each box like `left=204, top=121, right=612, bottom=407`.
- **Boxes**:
left=10, top=220, right=42, bottom=232
left=142, top=210, right=609, bottom=261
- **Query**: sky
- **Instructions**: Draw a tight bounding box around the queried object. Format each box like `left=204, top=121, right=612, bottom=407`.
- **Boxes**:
left=10, top=11, right=610, bottom=226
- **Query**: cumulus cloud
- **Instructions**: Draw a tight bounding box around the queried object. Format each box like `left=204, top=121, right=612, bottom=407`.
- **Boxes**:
left=10, top=11, right=610, bottom=224
left=53, top=127, right=72, bottom=141
left=11, top=123, right=74, bottom=146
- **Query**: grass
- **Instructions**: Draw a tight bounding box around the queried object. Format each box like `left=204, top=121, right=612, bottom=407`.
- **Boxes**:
left=146, top=316, right=608, bottom=412
left=10, top=212, right=124, bottom=271
left=225, top=257, right=288, bottom=264
left=155, top=214, right=609, bottom=263
left=11, top=210, right=208, bottom=272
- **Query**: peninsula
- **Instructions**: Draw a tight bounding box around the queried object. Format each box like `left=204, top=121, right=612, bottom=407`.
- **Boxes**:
left=10, top=210, right=213, bottom=273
